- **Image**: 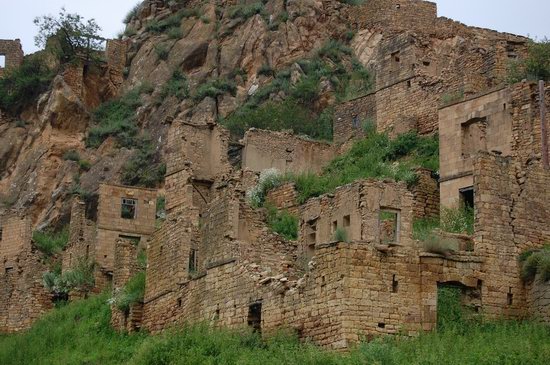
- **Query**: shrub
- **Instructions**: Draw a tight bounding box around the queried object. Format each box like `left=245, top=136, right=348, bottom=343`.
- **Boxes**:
left=78, top=160, right=92, bottom=171
left=193, top=78, right=236, bottom=101
left=520, top=246, right=550, bottom=282
left=124, top=2, right=142, bottom=24
left=145, top=8, right=200, bottom=34
left=412, top=217, right=440, bottom=240
left=441, top=206, right=474, bottom=235
left=63, top=150, right=80, bottom=162
left=441, top=90, right=465, bottom=106
left=257, top=64, right=274, bottom=77
left=121, top=137, right=166, bottom=188
left=507, top=39, right=550, bottom=82
left=228, top=2, right=265, bottom=20
left=266, top=205, right=298, bottom=240
left=167, top=27, right=183, bottom=39
left=86, top=87, right=143, bottom=148
left=43, top=258, right=95, bottom=299
left=160, top=71, right=189, bottom=100
left=32, top=227, right=69, bottom=257
left=110, top=271, right=146, bottom=313
left=154, top=43, right=170, bottom=60
left=0, top=56, right=54, bottom=115
left=246, top=168, right=284, bottom=208
left=334, top=227, right=349, bottom=243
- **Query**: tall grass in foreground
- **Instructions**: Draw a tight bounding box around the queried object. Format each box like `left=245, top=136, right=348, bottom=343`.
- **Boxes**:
left=0, top=293, right=549, bottom=365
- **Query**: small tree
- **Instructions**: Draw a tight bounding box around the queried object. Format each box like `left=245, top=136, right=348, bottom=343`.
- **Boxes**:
left=34, top=8, right=103, bottom=63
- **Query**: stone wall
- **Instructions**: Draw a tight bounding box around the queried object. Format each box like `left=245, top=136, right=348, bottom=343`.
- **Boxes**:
left=528, top=278, right=550, bottom=324
left=265, top=183, right=299, bottom=215
left=242, top=129, right=334, bottom=174
left=62, top=198, right=96, bottom=273
left=410, top=168, right=439, bottom=219
left=474, top=152, right=550, bottom=317
left=96, top=184, right=157, bottom=274
left=0, top=39, right=24, bottom=78
left=0, top=215, right=52, bottom=333
left=333, top=93, right=375, bottom=144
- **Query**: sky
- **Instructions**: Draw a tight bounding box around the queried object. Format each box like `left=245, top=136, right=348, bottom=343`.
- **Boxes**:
left=0, top=0, right=548, bottom=55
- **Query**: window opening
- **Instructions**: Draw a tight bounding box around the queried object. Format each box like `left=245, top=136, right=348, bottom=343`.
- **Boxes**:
left=379, top=210, right=399, bottom=245
left=343, top=215, right=351, bottom=227
left=248, top=302, right=262, bottom=333
left=392, top=274, right=399, bottom=293
left=189, top=248, right=198, bottom=273
left=459, top=187, right=474, bottom=210
left=121, top=198, right=137, bottom=219
left=0, top=55, right=5, bottom=68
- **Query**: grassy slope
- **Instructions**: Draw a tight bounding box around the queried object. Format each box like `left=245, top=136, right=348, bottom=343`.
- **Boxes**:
left=1, top=293, right=549, bottom=365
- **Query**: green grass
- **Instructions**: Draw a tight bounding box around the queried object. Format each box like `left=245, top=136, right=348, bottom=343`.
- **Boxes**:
left=507, top=38, right=550, bottom=83
left=111, top=271, right=146, bottom=313
left=32, top=227, right=69, bottom=257
left=285, top=131, right=439, bottom=204
left=266, top=204, right=298, bottom=241
left=121, top=136, right=166, bottom=188
left=0, top=55, right=54, bottom=115
left=1, top=292, right=549, bottom=365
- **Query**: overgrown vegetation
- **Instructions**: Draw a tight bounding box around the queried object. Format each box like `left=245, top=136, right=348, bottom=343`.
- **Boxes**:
left=86, top=87, right=145, bottom=148
left=334, top=227, right=349, bottom=243
left=110, top=271, right=146, bottom=313
left=265, top=204, right=298, bottom=240
left=193, top=78, right=237, bottom=102
left=0, top=56, right=55, bottom=114
left=1, top=292, right=550, bottom=365
left=145, top=8, right=201, bottom=35
left=520, top=245, right=550, bottom=283
left=221, top=40, right=372, bottom=141
left=43, top=258, right=95, bottom=298
left=159, top=70, right=189, bottom=101
left=508, top=38, right=550, bottom=83
left=32, top=227, right=69, bottom=257
left=120, top=136, right=166, bottom=188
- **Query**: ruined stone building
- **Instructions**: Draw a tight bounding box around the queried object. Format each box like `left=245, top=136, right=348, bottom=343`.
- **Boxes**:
left=0, top=39, right=24, bottom=78
left=0, top=0, right=549, bottom=347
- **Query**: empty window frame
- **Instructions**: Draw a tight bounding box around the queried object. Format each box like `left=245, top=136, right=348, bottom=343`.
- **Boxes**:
left=343, top=215, right=351, bottom=227
left=379, top=209, right=400, bottom=245
left=459, top=187, right=474, bottom=210
left=0, top=55, right=5, bottom=68
left=461, top=117, right=487, bottom=159
left=119, top=235, right=141, bottom=245
left=121, top=198, right=137, bottom=219
left=305, top=220, right=317, bottom=245
left=0, top=228, right=3, bottom=241
left=247, top=301, right=262, bottom=333
left=189, top=248, right=198, bottom=273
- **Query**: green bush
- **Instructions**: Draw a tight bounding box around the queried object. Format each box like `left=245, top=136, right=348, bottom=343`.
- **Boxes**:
left=221, top=100, right=333, bottom=140
left=63, top=150, right=80, bottom=162
left=145, top=8, right=200, bottom=34
left=121, top=137, right=166, bottom=188
left=43, top=257, right=95, bottom=296
left=87, top=88, right=144, bottom=148
left=32, top=227, right=69, bottom=257
left=160, top=71, right=189, bottom=100
left=257, top=64, right=274, bottom=77
left=193, top=78, right=236, bottom=102
left=334, top=227, right=349, bottom=243
left=124, top=2, right=142, bottom=24
left=154, top=43, right=170, bottom=60
left=266, top=205, right=298, bottom=240
left=78, top=159, right=92, bottom=171
left=520, top=246, right=550, bottom=282
left=0, top=56, right=54, bottom=115
left=441, top=206, right=474, bottom=235
left=246, top=168, right=284, bottom=208
left=111, top=271, right=146, bottom=313
left=508, top=39, right=550, bottom=83
left=228, top=2, right=265, bottom=20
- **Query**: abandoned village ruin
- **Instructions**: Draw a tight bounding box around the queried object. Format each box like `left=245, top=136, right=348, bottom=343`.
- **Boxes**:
left=0, top=0, right=549, bottom=350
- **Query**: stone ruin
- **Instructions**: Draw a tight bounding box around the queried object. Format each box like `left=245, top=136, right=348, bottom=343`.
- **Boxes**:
left=0, top=0, right=549, bottom=347
left=0, top=39, right=24, bottom=78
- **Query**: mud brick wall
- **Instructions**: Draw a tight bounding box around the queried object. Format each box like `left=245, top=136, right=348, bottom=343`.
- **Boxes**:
left=265, top=183, right=298, bottom=215
left=350, top=0, right=437, bottom=34
left=474, top=153, right=550, bottom=317
left=439, top=87, right=513, bottom=208
left=62, top=198, right=96, bottom=272
left=0, top=215, right=32, bottom=268
left=410, top=168, right=440, bottom=219
left=0, top=39, right=24, bottom=78
left=333, top=93, right=376, bottom=144
left=299, top=180, right=414, bottom=248
left=96, top=184, right=156, bottom=273
left=111, top=238, right=142, bottom=332
left=242, top=129, right=334, bottom=174
left=527, top=278, right=550, bottom=324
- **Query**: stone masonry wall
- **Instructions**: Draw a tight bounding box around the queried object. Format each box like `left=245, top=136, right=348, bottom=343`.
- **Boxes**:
left=242, top=129, right=334, bottom=174
left=528, top=278, right=550, bottom=324
left=62, top=198, right=96, bottom=273
left=0, top=39, right=24, bottom=78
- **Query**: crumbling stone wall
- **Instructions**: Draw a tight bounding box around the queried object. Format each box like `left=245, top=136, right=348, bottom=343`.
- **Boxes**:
left=265, top=183, right=299, bottom=215
left=96, top=184, right=156, bottom=279
left=0, top=215, right=52, bottom=333
left=111, top=238, right=142, bottom=332
left=62, top=198, right=96, bottom=273
left=410, top=168, right=439, bottom=219
left=242, top=129, right=334, bottom=174
left=474, top=153, right=550, bottom=317
left=527, top=278, right=550, bottom=324
left=0, top=39, right=24, bottom=78
left=333, top=93, right=376, bottom=144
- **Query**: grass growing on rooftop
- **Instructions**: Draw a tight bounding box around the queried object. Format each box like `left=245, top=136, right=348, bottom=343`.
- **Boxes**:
left=32, top=227, right=69, bottom=257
